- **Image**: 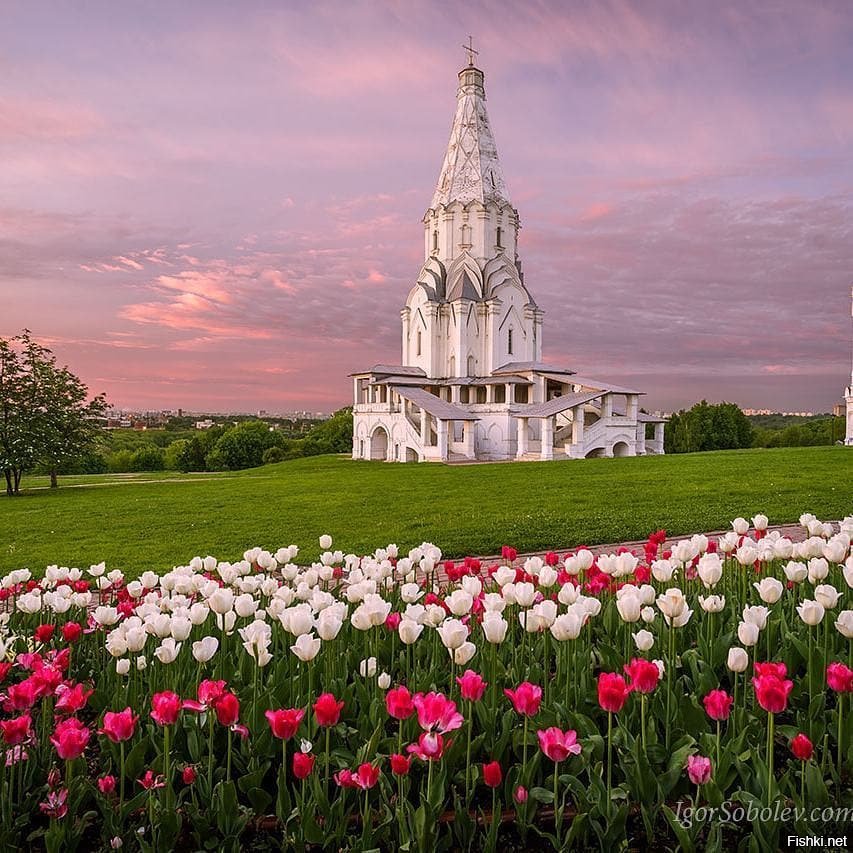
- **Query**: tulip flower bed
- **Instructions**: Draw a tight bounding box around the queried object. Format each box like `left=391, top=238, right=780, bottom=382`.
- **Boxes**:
left=0, top=513, right=851, bottom=852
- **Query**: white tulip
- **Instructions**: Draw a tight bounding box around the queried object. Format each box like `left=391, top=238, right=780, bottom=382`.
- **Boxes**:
left=651, top=560, right=675, bottom=583
left=115, top=658, right=130, bottom=676
left=154, top=638, right=181, bottom=664
left=493, top=566, right=515, bottom=587
left=807, top=558, right=829, bottom=584
left=753, top=577, right=784, bottom=604
left=378, top=672, right=391, bottom=689
left=727, top=647, right=749, bottom=672
left=742, top=605, right=769, bottom=630
left=514, top=582, right=536, bottom=608
left=633, top=629, right=654, bottom=651
left=453, top=642, right=476, bottom=666
left=215, top=610, right=237, bottom=634
left=823, top=539, right=848, bottom=564
left=482, top=592, right=506, bottom=612
left=317, top=611, right=344, bottom=641
left=576, top=550, right=594, bottom=571
left=732, top=517, right=750, bottom=535
left=170, top=616, right=193, bottom=642
left=656, top=588, right=686, bottom=620
left=400, top=583, right=422, bottom=603
left=718, top=532, right=739, bottom=553
left=538, top=566, right=558, bottom=588
left=835, top=610, right=853, bottom=639
left=641, top=606, right=656, bottom=623
left=319, top=534, right=333, bottom=550
left=697, top=554, right=723, bottom=587
left=698, top=595, right=726, bottom=613
left=550, top=612, right=585, bottom=641
left=562, top=556, right=580, bottom=576
left=814, top=584, right=841, bottom=610
left=192, top=636, right=219, bottom=663
left=482, top=612, right=508, bottom=644
left=234, top=594, right=257, bottom=619
left=398, top=618, right=424, bottom=645
left=359, top=656, right=377, bottom=677
left=291, top=633, right=321, bottom=662
left=437, top=618, right=468, bottom=650
left=446, top=589, right=473, bottom=616
left=736, top=544, right=759, bottom=566
left=752, top=514, right=769, bottom=531
left=845, top=558, right=853, bottom=590
left=93, top=606, right=119, bottom=627
left=784, top=561, right=808, bottom=583
left=125, top=626, right=148, bottom=653
left=616, top=594, right=642, bottom=623
left=797, top=599, right=825, bottom=626
left=737, top=621, right=759, bottom=646
left=208, top=588, right=234, bottom=615
left=557, top=583, right=580, bottom=606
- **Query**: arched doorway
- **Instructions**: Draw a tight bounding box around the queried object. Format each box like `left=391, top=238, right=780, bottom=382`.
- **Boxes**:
left=369, top=426, right=389, bottom=461
left=405, top=447, right=419, bottom=463
left=612, top=441, right=630, bottom=457
left=585, top=447, right=605, bottom=459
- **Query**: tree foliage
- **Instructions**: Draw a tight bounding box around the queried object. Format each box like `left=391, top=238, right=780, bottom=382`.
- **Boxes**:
left=0, top=331, right=106, bottom=494
left=664, top=400, right=754, bottom=454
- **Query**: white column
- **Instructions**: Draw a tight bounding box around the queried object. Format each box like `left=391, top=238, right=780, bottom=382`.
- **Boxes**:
left=570, top=406, right=585, bottom=458
left=627, top=394, right=639, bottom=421
left=420, top=409, right=428, bottom=445
left=635, top=422, right=646, bottom=455
left=516, top=418, right=528, bottom=458
left=653, top=422, right=665, bottom=454
left=451, top=385, right=460, bottom=404
left=437, top=420, right=449, bottom=461
left=540, top=417, right=554, bottom=460
left=602, top=394, right=613, bottom=419
left=464, top=421, right=476, bottom=459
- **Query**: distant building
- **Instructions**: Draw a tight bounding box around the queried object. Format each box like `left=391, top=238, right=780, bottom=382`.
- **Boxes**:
left=195, top=419, right=215, bottom=430
left=351, top=54, right=664, bottom=463
left=845, top=286, right=853, bottom=446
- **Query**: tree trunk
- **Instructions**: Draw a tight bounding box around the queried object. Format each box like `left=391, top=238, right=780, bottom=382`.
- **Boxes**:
left=50, top=469, right=58, bottom=489
left=13, top=468, right=21, bottom=494
left=3, top=469, right=12, bottom=497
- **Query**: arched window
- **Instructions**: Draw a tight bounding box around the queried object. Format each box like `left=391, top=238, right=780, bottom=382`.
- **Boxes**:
left=496, top=226, right=502, bottom=248
left=467, top=355, right=476, bottom=377
left=432, top=230, right=439, bottom=251
left=416, top=330, right=422, bottom=356
left=508, top=327, right=514, bottom=355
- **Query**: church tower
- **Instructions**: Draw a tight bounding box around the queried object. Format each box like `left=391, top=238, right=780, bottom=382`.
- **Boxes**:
left=400, top=54, right=543, bottom=379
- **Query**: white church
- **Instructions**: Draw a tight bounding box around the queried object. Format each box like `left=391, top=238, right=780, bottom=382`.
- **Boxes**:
left=352, top=54, right=666, bottom=463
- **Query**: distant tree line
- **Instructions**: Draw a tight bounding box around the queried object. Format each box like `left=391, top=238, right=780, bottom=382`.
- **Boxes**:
left=664, top=401, right=844, bottom=454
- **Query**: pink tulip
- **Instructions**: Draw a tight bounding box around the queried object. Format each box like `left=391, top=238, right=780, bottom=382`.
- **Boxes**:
left=686, top=755, right=712, bottom=785
left=536, top=727, right=582, bottom=763
left=99, top=708, right=139, bottom=743
left=412, top=692, right=464, bottom=733
left=50, top=717, right=90, bottom=760
left=150, top=692, right=181, bottom=726
left=385, top=686, right=415, bottom=720
left=456, top=670, right=487, bottom=702
left=503, top=682, right=542, bottom=717
left=406, top=731, right=450, bottom=762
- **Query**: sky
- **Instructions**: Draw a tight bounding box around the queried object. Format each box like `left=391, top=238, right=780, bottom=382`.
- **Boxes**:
left=1, top=0, right=852, bottom=414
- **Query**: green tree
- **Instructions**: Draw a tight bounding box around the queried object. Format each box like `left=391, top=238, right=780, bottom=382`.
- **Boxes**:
left=130, top=445, right=165, bottom=472
left=211, top=421, right=281, bottom=470
left=664, top=400, right=754, bottom=454
left=0, top=331, right=106, bottom=494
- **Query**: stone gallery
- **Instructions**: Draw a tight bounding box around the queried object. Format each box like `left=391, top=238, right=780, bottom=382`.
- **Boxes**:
left=352, top=55, right=665, bottom=462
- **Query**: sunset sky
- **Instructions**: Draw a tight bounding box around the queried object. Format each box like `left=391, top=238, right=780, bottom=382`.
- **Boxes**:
left=2, top=0, right=852, bottom=413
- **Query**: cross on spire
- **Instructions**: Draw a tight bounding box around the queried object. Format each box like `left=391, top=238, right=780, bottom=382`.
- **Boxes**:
left=462, top=35, right=478, bottom=67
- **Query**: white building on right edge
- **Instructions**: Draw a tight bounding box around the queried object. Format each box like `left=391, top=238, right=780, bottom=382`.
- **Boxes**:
left=845, top=286, right=853, bottom=445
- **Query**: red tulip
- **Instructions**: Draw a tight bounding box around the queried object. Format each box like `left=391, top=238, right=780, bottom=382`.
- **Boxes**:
left=5, top=679, right=39, bottom=711
left=182, top=766, right=197, bottom=784
left=50, top=717, right=90, bottom=760
left=412, top=692, right=464, bottom=733
left=385, top=686, right=415, bottom=720
left=0, top=662, right=12, bottom=683
left=514, top=785, right=528, bottom=803
left=790, top=733, right=813, bottom=761
left=702, top=689, right=734, bottom=722
left=34, top=624, right=55, bottom=644
left=99, top=708, right=139, bottom=743
left=482, top=760, right=502, bottom=788
left=334, top=768, right=357, bottom=788
left=826, top=662, right=853, bottom=693
left=353, top=763, right=380, bottom=789
left=61, top=622, right=82, bottom=643
left=752, top=674, right=793, bottom=714
left=97, top=775, right=116, bottom=795
left=265, top=708, right=304, bottom=740
left=0, top=714, right=32, bottom=746
left=389, top=753, right=411, bottom=776
left=623, top=659, right=660, bottom=694
left=138, top=770, right=166, bottom=790
left=754, top=661, right=788, bottom=679
left=313, top=693, right=344, bottom=727
left=536, top=727, right=582, bottom=762
left=456, top=670, right=487, bottom=702
left=293, top=752, right=315, bottom=779
left=503, top=682, right=543, bottom=717
left=184, top=679, right=228, bottom=712
left=597, top=673, right=631, bottom=713
left=150, top=692, right=181, bottom=726
left=213, top=692, right=240, bottom=727
left=501, top=546, right=517, bottom=562
left=54, top=683, right=93, bottom=716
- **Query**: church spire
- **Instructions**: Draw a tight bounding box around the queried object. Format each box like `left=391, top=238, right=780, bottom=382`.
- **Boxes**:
left=430, top=47, right=510, bottom=209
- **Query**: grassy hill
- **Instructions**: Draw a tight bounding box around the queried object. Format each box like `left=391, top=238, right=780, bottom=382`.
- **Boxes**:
left=2, top=446, right=851, bottom=576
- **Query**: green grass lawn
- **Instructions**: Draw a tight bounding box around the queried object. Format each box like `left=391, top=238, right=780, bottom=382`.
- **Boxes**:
left=1, top=447, right=850, bottom=576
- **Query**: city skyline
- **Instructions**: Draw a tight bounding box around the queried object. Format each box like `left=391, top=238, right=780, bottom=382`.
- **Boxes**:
left=2, top=1, right=852, bottom=413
